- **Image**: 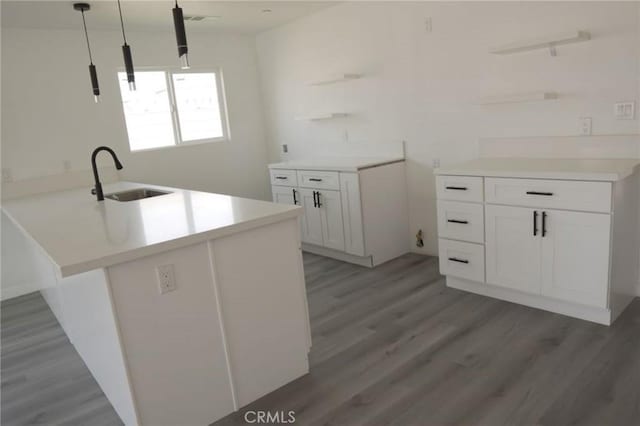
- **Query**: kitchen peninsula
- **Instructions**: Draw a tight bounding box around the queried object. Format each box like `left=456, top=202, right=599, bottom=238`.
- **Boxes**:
left=2, top=181, right=311, bottom=425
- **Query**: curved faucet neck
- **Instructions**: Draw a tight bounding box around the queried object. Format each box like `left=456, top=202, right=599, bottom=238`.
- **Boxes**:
left=91, top=146, right=123, bottom=201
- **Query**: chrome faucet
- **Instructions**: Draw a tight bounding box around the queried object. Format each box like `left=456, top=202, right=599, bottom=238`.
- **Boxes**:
left=91, top=146, right=123, bottom=201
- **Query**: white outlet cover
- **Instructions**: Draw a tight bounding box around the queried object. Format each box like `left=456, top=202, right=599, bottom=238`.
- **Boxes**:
left=156, top=264, right=176, bottom=294
left=2, top=168, right=13, bottom=183
left=579, top=117, right=592, bottom=136
left=424, top=17, right=432, bottom=33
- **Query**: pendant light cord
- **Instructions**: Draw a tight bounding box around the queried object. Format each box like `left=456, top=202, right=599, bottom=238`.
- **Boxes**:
left=80, top=9, right=94, bottom=64
left=116, top=0, right=128, bottom=44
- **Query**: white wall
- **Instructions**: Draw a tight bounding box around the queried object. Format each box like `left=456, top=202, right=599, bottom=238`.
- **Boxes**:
left=255, top=1, right=640, bottom=257
left=1, top=27, right=270, bottom=200
left=1, top=27, right=270, bottom=299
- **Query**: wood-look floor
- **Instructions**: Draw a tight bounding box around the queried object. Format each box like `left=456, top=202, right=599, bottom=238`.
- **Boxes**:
left=2, top=253, right=640, bottom=425
left=1, top=292, right=122, bottom=425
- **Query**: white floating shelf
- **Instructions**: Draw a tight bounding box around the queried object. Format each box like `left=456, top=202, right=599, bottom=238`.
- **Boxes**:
left=295, top=113, right=350, bottom=121
left=489, top=31, right=590, bottom=55
left=307, top=73, right=361, bottom=86
left=476, top=92, right=558, bottom=105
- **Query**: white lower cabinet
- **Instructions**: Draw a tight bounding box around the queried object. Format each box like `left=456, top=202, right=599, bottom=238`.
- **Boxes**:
left=297, top=188, right=344, bottom=249
left=486, top=205, right=611, bottom=308
left=485, top=205, right=543, bottom=294
left=436, top=168, right=640, bottom=325
left=540, top=210, right=611, bottom=308
left=317, top=190, right=345, bottom=251
left=298, top=188, right=324, bottom=246
left=438, top=239, right=485, bottom=282
left=340, top=172, right=365, bottom=256
left=270, top=161, right=409, bottom=267
left=271, top=185, right=297, bottom=206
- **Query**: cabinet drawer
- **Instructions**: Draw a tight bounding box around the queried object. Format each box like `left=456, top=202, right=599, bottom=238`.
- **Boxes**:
left=485, top=178, right=612, bottom=213
left=436, top=176, right=484, bottom=203
left=437, top=201, right=484, bottom=244
left=297, top=170, right=340, bottom=190
left=269, top=169, right=298, bottom=187
left=438, top=239, right=485, bottom=283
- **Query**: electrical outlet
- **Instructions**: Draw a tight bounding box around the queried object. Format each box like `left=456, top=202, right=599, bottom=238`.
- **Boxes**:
left=156, top=264, right=176, bottom=294
left=282, top=144, right=288, bottom=153
left=2, top=168, right=13, bottom=183
left=579, top=117, right=592, bottom=136
left=614, top=102, right=635, bottom=120
left=432, top=158, right=441, bottom=169
left=424, top=17, right=432, bottom=33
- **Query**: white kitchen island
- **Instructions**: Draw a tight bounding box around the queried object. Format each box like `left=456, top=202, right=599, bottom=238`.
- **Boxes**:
left=2, top=181, right=311, bottom=425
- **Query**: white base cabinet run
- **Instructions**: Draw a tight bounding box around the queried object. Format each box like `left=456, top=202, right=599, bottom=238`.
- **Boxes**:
left=436, top=161, right=640, bottom=325
left=270, top=160, right=409, bottom=267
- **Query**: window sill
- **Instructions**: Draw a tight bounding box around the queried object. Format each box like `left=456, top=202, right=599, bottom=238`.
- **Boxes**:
left=130, top=138, right=228, bottom=153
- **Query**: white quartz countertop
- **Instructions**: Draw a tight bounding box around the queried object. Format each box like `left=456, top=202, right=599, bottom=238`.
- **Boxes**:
left=435, top=158, right=640, bottom=181
left=268, top=156, right=404, bottom=172
left=2, top=182, right=302, bottom=277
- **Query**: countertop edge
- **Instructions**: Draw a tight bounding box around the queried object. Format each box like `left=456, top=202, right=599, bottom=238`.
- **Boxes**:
left=433, top=169, right=628, bottom=182
left=434, top=161, right=640, bottom=182
left=58, top=207, right=302, bottom=277
left=268, top=158, right=405, bottom=172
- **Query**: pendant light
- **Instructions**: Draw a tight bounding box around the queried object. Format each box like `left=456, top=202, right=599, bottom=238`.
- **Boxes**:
left=73, top=3, right=100, bottom=103
left=172, top=0, right=190, bottom=69
left=116, top=0, right=135, bottom=90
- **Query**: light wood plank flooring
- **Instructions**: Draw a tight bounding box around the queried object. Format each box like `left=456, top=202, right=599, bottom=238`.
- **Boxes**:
left=3, top=252, right=640, bottom=425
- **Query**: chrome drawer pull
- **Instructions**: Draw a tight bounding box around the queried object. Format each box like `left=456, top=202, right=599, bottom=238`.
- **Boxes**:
left=309, top=178, right=323, bottom=182
left=448, top=257, right=469, bottom=264
left=445, top=186, right=467, bottom=191
left=275, top=176, right=288, bottom=180
left=526, top=191, right=553, bottom=196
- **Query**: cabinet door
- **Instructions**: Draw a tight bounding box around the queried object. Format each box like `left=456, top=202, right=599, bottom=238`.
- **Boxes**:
left=317, top=190, right=346, bottom=251
left=271, top=185, right=297, bottom=206
left=339, top=173, right=365, bottom=256
left=541, top=210, right=610, bottom=308
left=298, top=189, right=323, bottom=246
left=485, top=205, right=542, bottom=294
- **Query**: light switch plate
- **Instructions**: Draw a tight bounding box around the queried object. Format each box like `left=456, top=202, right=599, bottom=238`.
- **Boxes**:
left=614, top=102, right=635, bottom=120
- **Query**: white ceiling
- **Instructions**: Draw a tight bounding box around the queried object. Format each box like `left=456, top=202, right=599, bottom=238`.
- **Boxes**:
left=1, top=1, right=337, bottom=34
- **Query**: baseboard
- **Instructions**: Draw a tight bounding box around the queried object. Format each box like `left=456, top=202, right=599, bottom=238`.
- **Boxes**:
left=447, top=276, right=612, bottom=325
left=301, top=243, right=374, bottom=267
left=1, top=284, right=41, bottom=301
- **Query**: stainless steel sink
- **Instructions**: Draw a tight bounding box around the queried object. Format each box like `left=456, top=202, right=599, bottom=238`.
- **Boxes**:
left=105, top=188, right=172, bottom=202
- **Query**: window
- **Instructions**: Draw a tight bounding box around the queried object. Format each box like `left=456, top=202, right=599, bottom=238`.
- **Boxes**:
left=118, top=69, right=228, bottom=152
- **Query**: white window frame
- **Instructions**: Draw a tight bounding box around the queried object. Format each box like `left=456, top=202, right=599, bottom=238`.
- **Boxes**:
left=118, top=66, right=231, bottom=153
